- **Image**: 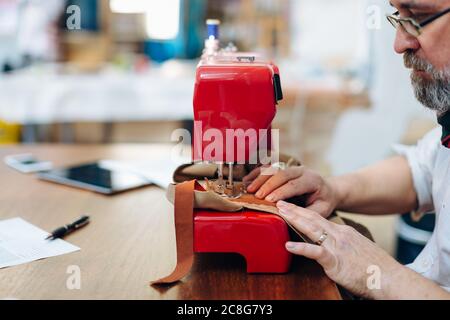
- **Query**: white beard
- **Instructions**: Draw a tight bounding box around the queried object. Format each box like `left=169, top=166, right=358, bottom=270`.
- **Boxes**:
left=405, top=51, right=450, bottom=114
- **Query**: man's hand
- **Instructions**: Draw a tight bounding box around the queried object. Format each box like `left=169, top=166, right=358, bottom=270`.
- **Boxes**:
left=276, top=200, right=450, bottom=299
left=244, top=166, right=338, bottom=218
left=244, top=156, right=418, bottom=217
left=276, top=201, right=403, bottom=299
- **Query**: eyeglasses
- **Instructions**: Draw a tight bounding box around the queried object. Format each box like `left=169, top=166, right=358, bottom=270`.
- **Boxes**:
left=387, top=7, right=450, bottom=37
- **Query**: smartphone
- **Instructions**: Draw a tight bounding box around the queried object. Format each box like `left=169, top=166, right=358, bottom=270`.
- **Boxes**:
left=4, top=154, right=53, bottom=173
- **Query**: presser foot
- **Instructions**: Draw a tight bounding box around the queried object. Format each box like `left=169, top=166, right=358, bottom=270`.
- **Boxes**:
left=205, top=179, right=245, bottom=199
left=206, top=163, right=246, bottom=199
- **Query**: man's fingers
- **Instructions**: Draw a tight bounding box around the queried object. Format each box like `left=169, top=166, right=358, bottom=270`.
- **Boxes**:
left=264, top=175, right=317, bottom=202
left=285, top=242, right=335, bottom=269
left=242, top=167, right=262, bottom=185
left=306, top=201, right=332, bottom=219
left=254, top=167, right=304, bottom=199
left=276, top=201, right=334, bottom=241
left=286, top=242, right=324, bottom=260
left=264, top=183, right=300, bottom=202
left=246, top=171, right=271, bottom=193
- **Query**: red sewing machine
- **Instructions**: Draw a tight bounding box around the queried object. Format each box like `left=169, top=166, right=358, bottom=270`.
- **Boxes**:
left=191, top=20, right=291, bottom=273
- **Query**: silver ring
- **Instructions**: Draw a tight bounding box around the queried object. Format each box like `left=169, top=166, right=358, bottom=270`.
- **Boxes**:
left=316, top=231, right=328, bottom=246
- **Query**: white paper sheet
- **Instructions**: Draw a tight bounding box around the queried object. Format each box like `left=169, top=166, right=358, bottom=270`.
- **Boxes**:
left=0, top=218, right=80, bottom=269
left=100, top=154, right=190, bottom=189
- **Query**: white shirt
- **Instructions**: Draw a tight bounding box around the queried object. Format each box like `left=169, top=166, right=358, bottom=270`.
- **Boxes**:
left=396, top=127, right=450, bottom=291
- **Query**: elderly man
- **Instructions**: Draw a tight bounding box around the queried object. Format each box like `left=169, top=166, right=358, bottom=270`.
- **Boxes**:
left=245, top=0, right=450, bottom=299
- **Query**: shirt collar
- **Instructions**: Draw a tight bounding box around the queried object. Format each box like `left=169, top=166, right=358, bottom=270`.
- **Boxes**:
left=438, top=112, right=450, bottom=148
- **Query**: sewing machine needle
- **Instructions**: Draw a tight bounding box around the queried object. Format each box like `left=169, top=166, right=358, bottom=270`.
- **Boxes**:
left=218, top=163, right=224, bottom=183
left=228, top=163, right=234, bottom=188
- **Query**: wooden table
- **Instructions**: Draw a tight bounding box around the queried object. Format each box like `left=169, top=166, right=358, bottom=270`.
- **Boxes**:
left=0, top=144, right=341, bottom=300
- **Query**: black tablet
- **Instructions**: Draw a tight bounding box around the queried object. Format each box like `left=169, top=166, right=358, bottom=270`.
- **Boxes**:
left=38, top=162, right=152, bottom=195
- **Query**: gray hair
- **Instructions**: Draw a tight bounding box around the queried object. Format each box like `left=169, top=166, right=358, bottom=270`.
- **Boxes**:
left=404, top=51, right=450, bottom=114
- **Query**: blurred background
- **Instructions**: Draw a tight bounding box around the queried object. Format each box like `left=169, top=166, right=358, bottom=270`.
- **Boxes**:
left=0, top=0, right=438, bottom=264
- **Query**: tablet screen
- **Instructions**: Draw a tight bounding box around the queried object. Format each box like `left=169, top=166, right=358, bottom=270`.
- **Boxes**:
left=38, top=162, right=152, bottom=194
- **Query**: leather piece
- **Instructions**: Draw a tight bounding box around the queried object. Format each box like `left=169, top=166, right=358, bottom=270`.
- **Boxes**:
left=166, top=182, right=347, bottom=244
left=155, top=179, right=373, bottom=291
left=173, top=163, right=218, bottom=183
left=155, top=152, right=373, bottom=287
left=173, top=154, right=301, bottom=184
left=151, top=180, right=196, bottom=285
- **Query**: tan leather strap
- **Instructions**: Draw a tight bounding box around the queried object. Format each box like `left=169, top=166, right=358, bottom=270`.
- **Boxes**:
left=151, top=180, right=196, bottom=285
left=153, top=180, right=366, bottom=297
left=166, top=182, right=346, bottom=243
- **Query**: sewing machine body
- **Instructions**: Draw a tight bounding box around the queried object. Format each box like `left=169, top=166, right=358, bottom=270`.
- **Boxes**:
left=193, top=55, right=282, bottom=165
left=192, top=47, right=289, bottom=273
left=194, top=210, right=292, bottom=273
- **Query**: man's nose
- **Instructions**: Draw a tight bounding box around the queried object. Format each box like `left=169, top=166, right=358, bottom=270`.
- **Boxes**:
left=394, top=26, right=420, bottom=53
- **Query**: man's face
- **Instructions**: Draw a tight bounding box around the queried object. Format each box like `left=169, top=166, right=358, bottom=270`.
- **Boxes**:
left=391, top=0, right=450, bottom=114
